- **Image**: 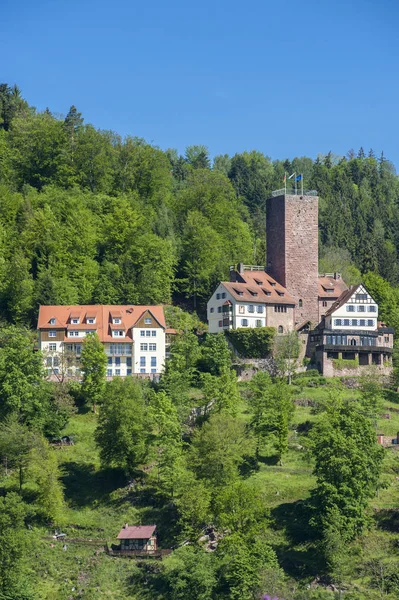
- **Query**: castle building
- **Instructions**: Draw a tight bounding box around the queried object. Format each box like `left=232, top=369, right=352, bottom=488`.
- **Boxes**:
left=207, top=266, right=295, bottom=334
left=266, top=194, right=319, bottom=327
left=207, top=189, right=394, bottom=376
left=37, top=305, right=174, bottom=379
left=308, top=284, right=393, bottom=376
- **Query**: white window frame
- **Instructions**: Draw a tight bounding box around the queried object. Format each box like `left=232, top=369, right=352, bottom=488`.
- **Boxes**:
left=149, top=343, right=156, bottom=351
left=144, top=318, right=152, bottom=324
left=49, top=331, right=57, bottom=338
left=48, top=343, right=57, bottom=352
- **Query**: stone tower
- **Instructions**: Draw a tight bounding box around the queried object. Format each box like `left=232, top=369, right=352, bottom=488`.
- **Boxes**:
left=266, top=194, right=319, bottom=326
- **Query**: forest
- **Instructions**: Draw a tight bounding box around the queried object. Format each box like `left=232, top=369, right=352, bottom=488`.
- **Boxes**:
left=1, top=83, right=399, bottom=599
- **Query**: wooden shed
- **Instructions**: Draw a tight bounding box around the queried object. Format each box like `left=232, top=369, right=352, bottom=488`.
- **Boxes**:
left=117, top=524, right=157, bottom=553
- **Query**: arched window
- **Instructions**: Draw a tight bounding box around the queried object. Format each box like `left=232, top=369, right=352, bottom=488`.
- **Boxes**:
left=278, top=325, right=284, bottom=334
left=298, top=299, right=303, bottom=308
left=350, top=338, right=357, bottom=346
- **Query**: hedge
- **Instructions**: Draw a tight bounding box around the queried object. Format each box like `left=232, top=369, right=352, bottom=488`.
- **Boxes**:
left=226, top=327, right=276, bottom=358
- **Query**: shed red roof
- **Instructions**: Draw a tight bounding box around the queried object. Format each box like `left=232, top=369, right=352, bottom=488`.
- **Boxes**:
left=117, top=525, right=156, bottom=540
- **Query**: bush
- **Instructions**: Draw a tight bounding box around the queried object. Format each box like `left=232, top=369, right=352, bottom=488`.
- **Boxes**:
left=333, top=357, right=359, bottom=371
left=226, top=327, right=275, bottom=358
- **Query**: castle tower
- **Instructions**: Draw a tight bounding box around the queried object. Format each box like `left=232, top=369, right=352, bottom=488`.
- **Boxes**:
left=266, top=194, right=319, bottom=326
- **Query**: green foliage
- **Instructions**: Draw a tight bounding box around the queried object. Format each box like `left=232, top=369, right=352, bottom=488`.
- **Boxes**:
left=147, top=390, right=183, bottom=495
left=95, top=378, right=147, bottom=474
left=248, top=372, right=294, bottom=462
left=226, top=327, right=276, bottom=358
left=189, top=412, right=253, bottom=488
left=197, top=333, right=232, bottom=375
left=160, top=546, right=217, bottom=600
left=0, top=492, right=33, bottom=600
left=310, top=397, right=384, bottom=540
left=332, top=357, right=359, bottom=370
left=216, top=532, right=278, bottom=600
left=80, top=332, right=107, bottom=411
left=0, top=326, right=45, bottom=426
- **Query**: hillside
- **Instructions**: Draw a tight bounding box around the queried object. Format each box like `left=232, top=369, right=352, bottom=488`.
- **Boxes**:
left=1, top=85, right=399, bottom=600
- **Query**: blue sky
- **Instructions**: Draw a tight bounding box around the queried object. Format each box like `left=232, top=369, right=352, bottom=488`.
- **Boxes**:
left=1, top=0, right=398, bottom=166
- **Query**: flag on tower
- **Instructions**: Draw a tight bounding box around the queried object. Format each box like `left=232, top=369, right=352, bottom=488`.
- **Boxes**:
left=288, top=173, right=295, bottom=180
left=296, top=174, right=303, bottom=181
left=283, top=173, right=286, bottom=182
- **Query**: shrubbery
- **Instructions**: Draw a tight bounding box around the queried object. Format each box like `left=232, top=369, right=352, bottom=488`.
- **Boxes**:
left=226, top=327, right=275, bottom=358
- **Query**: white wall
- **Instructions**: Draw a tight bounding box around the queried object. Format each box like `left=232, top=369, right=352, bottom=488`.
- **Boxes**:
left=207, top=283, right=267, bottom=333
left=132, top=326, right=165, bottom=375
left=325, top=285, right=378, bottom=331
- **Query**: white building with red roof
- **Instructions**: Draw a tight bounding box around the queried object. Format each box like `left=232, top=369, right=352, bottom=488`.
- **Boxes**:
left=37, top=304, right=170, bottom=378
left=207, top=265, right=296, bottom=334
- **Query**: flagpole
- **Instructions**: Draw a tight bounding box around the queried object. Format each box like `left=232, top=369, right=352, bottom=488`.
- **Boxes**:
left=295, top=173, right=297, bottom=195
left=301, top=174, right=303, bottom=195
left=284, top=172, right=286, bottom=194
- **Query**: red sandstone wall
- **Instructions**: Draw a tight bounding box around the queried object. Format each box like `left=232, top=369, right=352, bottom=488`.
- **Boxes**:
left=266, top=194, right=319, bottom=327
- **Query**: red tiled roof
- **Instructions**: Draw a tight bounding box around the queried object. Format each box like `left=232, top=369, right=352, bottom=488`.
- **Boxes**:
left=318, top=276, right=348, bottom=299
left=38, top=305, right=166, bottom=343
left=117, top=525, right=156, bottom=540
left=165, top=328, right=178, bottom=334
left=222, top=280, right=295, bottom=305
left=324, top=285, right=361, bottom=317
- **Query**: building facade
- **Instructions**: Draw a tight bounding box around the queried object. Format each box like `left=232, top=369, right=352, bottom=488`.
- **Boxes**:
left=308, top=284, right=393, bottom=376
left=318, top=273, right=348, bottom=321
left=207, top=266, right=295, bottom=334
left=38, top=305, right=171, bottom=379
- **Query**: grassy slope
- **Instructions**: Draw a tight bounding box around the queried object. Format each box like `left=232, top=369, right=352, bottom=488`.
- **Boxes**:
left=8, top=382, right=399, bottom=599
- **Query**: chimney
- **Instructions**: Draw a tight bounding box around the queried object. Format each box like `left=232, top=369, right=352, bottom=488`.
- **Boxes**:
left=238, top=262, right=244, bottom=274
left=334, top=272, right=341, bottom=280
left=124, top=523, right=128, bottom=529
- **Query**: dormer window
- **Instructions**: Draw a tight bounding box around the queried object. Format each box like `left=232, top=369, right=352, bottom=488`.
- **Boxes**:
left=71, top=318, right=79, bottom=324
left=113, top=318, right=121, bottom=324
left=262, top=289, right=271, bottom=296
left=50, top=318, right=56, bottom=325
left=87, top=318, right=96, bottom=324
left=255, top=280, right=262, bottom=286
left=112, top=330, right=125, bottom=337
left=268, top=281, right=276, bottom=287
left=277, top=292, right=284, bottom=297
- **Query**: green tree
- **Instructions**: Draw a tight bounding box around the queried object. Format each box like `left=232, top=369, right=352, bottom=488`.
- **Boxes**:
left=161, top=546, right=216, bottom=600
left=174, top=468, right=212, bottom=539
left=273, top=330, right=300, bottom=384
left=189, top=413, right=253, bottom=488
left=29, top=441, right=65, bottom=524
left=197, top=333, right=232, bottom=375
left=80, top=332, right=107, bottom=412
left=310, top=397, right=384, bottom=540
left=147, top=390, right=182, bottom=495
left=216, top=532, right=278, bottom=600
left=0, top=492, right=33, bottom=599
left=95, top=378, right=147, bottom=474
left=213, top=479, right=268, bottom=533
left=248, top=372, right=294, bottom=463
left=185, top=145, right=210, bottom=169
left=0, top=326, right=45, bottom=426
left=0, top=419, right=42, bottom=490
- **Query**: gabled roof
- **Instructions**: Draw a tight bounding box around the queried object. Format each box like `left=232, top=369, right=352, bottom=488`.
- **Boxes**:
left=38, top=305, right=166, bottom=342
left=324, top=284, right=363, bottom=317
left=117, top=525, right=156, bottom=540
left=318, top=276, right=348, bottom=299
left=221, top=270, right=295, bottom=305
